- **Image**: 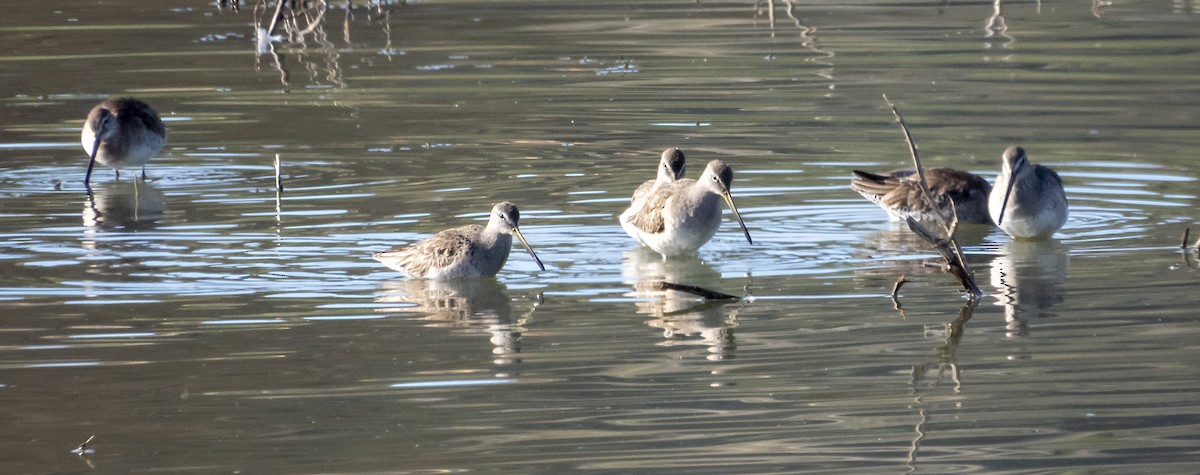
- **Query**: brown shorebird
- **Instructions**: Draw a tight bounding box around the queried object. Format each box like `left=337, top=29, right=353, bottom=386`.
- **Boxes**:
left=373, top=202, right=545, bottom=279
left=81, top=98, right=166, bottom=188
left=851, top=168, right=993, bottom=224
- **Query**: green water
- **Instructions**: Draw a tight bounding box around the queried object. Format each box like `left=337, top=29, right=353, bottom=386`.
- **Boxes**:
left=1, top=0, right=1198, bottom=472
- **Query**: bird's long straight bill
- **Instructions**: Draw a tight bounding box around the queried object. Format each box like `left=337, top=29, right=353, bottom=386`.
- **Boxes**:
left=512, top=227, right=546, bottom=271
left=85, top=134, right=102, bottom=188
left=722, top=191, right=753, bottom=245
left=996, top=160, right=1024, bottom=226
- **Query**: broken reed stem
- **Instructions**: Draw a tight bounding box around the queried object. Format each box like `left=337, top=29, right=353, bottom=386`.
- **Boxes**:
left=274, top=153, right=284, bottom=193
left=884, top=94, right=982, bottom=298
left=891, top=274, right=909, bottom=298
left=905, top=216, right=979, bottom=296
left=649, top=281, right=741, bottom=301
left=882, top=94, right=950, bottom=226
left=266, top=0, right=287, bottom=37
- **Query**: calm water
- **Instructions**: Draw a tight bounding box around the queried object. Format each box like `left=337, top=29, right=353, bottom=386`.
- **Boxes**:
left=1, top=0, right=1198, bottom=472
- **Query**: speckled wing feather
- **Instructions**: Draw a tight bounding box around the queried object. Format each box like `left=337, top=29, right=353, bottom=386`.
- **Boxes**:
left=850, top=169, right=917, bottom=210
left=627, top=179, right=692, bottom=234
left=374, top=224, right=482, bottom=276
left=851, top=168, right=991, bottom=224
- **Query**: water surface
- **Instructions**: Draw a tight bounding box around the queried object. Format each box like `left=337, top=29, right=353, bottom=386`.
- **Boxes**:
left=1, top=0, right=1198, bottom=472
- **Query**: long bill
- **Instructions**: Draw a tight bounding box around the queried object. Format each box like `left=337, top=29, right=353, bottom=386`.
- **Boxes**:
left=511, top=227, right=546, bottom=271
left=995, top=160, right=1024, bottom=226
left=721, top=191, right=753, bottom=245
left=84, top=134, right=102, bottom=189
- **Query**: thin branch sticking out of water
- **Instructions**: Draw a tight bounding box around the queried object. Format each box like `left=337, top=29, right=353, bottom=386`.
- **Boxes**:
left=882, top=94, right=982, bottom=298
left=274, top=153, right=284, bottom=193
left=891, top=274, right=909, bottom=298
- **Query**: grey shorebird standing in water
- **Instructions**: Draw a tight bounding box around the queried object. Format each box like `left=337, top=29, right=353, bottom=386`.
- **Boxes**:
left=621, top=159, right=753, bottom=257
left=850, top=168, right=993, bottom=225
left=620, top=147, right=687, bottom=242
left=81, top=98, right=166, bottom=189
left=989, top=145, right=1068, bottom=239
left=373, top=202, right=546, bottom=279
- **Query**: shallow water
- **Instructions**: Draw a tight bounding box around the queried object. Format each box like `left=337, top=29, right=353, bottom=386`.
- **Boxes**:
left=1, top=0, right=1199, bottom=472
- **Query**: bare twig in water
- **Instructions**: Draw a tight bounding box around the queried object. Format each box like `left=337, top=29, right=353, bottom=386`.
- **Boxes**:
left=266, top=0, right=287, bottom=37
left=274, top=153, right=284, bottom=193
left=891, top=274, right=909, bottom=298
left=882, top=95, right=982, bottom=298
left=72, top=435, right=95, bottom=455
left=646, top=281, right=741, bottom=301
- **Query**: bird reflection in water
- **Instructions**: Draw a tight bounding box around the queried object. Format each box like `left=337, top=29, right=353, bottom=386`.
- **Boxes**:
left=375, top=278, right=534, bottom=365
left=622, top=248, right=741, bottom=361
left=82, top=180, right=166, bottom=231
left=989, top=238, right=1069, bottom=337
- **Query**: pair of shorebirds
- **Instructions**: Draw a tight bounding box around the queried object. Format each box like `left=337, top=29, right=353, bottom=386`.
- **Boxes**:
left=79, top=98, right=1065, bottom=281
left=850, top=145, right=1069, bottom=239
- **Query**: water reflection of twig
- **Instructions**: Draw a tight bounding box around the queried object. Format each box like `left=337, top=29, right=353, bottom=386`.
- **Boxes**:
left=984, top=0, right=1015, bottom=52
left=906, top=300, right=976, bottom=472
left=246, top=1, right=399, bottom=90
left=912, top=300, right=974, bottom=393
left=753, top=0, right=837, bottom=94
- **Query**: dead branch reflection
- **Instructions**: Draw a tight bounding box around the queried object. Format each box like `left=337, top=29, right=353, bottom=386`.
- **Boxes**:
left=753, top=0, right=837, bottom=94
left=984, top=0, right=1015, bottom=53
left=906, top=300, right=976, bottom=472
left=246, top=1, right=401, bottom=91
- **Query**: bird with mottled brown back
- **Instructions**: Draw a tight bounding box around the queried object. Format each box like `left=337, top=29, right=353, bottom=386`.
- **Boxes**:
left=850, top=167, right=993, bottom=225
left=81, top=98, right=166, bottom=189
left=373, top=202, right=546, bottom=279
left=623, top=159, right=752, bottom=257
left=621, top=148, right=686, bottom=243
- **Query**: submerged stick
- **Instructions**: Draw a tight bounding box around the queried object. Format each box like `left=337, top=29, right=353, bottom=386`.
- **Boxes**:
left=648, top=281, right=741, bottom=301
